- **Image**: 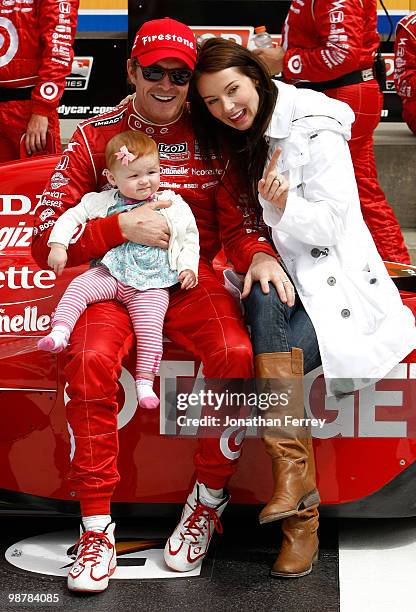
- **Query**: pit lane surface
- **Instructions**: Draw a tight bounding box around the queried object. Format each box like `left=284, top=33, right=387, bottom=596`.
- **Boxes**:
left=0, top=514, right=415, bottom=611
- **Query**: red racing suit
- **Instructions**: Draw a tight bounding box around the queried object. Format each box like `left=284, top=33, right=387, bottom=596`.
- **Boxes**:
left=281, top=0, right=410, bottom=264
left=0, top=0, right=78, bottom=162
left=31, top=100, right=276, bottom=516
left=394, top=13, right=416, bottom=136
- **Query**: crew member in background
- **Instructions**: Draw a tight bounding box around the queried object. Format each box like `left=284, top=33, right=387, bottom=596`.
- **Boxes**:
left=254, top=0, right=410, bottom=264
left=0, top=0, right=78, bottom=161
left=394, top=12, right=416, bottom=136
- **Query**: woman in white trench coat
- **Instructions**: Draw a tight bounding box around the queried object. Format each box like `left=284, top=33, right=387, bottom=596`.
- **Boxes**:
left=191, top=37, right=416, bottom=578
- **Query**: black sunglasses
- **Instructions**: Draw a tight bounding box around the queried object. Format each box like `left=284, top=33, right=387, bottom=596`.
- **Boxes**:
left=139, top=64, right=193, bottom=86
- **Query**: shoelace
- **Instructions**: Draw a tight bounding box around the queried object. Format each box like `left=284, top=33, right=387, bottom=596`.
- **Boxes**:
left=74, top=530, right=113, bottom=565
left=182, top=502, right=223, bottom=544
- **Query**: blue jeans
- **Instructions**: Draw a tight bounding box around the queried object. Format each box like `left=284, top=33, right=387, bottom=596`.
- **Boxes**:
left=244, top=282, right=322, bottom=375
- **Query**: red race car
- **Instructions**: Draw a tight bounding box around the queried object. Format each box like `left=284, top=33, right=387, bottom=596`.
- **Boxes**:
left=1, top=154, right=416, bottom=518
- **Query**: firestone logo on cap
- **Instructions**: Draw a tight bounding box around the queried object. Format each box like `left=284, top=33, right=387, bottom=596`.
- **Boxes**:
left=141, top=33, right=194, bottom=48
left=131, top=17, right=197, bottom=70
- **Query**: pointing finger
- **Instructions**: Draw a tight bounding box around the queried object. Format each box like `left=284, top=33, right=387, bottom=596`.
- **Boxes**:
left=263, top=147, right=282, bottom=179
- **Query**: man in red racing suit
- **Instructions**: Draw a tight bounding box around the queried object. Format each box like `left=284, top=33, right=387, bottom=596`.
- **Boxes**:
left=32, top=17, right=280, bottom=592
left=254, top=0, right=410, bottom=264
left=0, top=0, right=78, bottom=161
left=394, top=12, right=416, bottom=136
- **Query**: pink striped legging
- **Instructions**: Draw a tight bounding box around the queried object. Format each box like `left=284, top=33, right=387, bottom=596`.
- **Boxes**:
left=53, top=266, right=169, bottom=378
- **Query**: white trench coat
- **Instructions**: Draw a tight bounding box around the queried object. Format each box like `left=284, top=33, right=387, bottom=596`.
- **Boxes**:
left=259, top=81, right=416, bottom=395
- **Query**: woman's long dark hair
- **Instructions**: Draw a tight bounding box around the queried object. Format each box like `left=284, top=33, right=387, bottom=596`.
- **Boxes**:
left=189, top=37, right=278, bottom=206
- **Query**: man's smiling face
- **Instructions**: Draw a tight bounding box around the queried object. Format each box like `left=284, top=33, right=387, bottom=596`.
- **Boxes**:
left=128, top=58, right=190, bottom=125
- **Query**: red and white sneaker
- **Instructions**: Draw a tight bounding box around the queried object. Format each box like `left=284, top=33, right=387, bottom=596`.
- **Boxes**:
left=67, top=522, right=116, bottom=592
left=164, top=482, right=229, bottom=572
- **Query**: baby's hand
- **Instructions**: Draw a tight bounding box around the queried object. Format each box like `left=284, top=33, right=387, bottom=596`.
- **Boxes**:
left=48, top=243, right=67, bottom=276
left=178, top=269, right=197, bottom=290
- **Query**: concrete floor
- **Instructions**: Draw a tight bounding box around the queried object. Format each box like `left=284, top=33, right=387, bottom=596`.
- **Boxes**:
left=2, top=513, right=416, bottom=612
left=0, top=514, right=339, bottom=612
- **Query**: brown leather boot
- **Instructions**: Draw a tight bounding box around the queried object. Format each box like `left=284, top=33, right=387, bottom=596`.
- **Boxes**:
left=271, top=506, right=319, bottom=578
left=255, top=349, right=320, bottom=524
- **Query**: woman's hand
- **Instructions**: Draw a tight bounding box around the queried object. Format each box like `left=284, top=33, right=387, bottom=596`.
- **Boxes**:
left=179, top=269, right=197, bottom=290
left=241, top=252, right=295, bottom=307
left=258, top=148, right=289, bottom=211
left=117, top=93, right=135, bottom=107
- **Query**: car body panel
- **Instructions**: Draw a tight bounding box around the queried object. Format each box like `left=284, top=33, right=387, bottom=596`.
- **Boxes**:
left=1, top=155, right=416, bottom=516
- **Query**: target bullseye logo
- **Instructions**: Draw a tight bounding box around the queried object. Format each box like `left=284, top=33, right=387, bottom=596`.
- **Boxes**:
left=288, top=54, right=303, bottom=74
left=0, top=17, right=19, bottom=68
left=40, top=82, right=59, bottom=101
left=220, top=425, right=245, bottom=460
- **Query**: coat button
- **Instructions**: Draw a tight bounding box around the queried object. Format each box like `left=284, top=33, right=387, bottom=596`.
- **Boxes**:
left=341, top=308, right=350, bottom=318
left=327, top=276, right=336, bottom=286
left=370, top=277, right=377, bottom=284
left=311, top=248, right=321, bottom=258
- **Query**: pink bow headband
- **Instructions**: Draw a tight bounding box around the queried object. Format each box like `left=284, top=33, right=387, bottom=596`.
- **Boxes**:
left=114, top=145, right=136, bottom=166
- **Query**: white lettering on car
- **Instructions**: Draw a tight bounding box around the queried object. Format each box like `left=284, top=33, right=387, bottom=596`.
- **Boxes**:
left=0, top=307, right=51, bottom=333
left=0, top=223, right=33, bottom=250
left=0, top=266, right=56, bottom=289
left=0, top=195, right=32, bottom=216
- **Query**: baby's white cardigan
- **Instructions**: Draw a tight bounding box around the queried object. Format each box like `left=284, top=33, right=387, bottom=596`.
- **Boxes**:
left=48, top=188, right=200, bottom=276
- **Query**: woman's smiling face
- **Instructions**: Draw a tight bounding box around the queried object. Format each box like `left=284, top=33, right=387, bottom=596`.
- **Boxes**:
left=196, top=67, right=259, bottom=131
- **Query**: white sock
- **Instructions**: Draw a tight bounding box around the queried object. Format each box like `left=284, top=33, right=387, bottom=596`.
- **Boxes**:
left=136, top=378, right=159, bottom=409
left=39, top=324, right=70, bottom=351
left=206, top=486, right=224, bottom=499
left=82, top=514, right=112, bottom=533
left=198, top=482, right=224, bottom=506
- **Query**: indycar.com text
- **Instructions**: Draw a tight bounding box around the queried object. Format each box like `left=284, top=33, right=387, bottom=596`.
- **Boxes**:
left=58, top=105, right=115, bottom=117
